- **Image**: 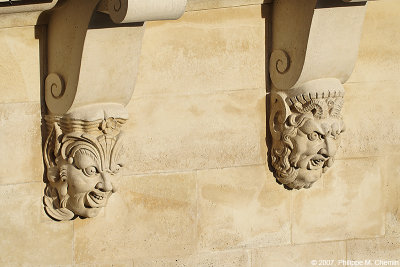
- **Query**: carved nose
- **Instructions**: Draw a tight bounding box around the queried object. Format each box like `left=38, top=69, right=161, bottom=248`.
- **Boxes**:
left=319, top=138, right=337, bottom=158
left=95, top=173, right=114, bottom=192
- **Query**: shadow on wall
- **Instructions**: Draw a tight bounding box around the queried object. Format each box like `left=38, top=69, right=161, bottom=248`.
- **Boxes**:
left=261, top=2, right=280, bottom=187
left=34, top=24, right=48, bottom=186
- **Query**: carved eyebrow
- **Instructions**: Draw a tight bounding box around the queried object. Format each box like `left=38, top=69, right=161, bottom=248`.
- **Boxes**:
left=299, top=120, right=324, bottom=134
left=74, top=149, right=99, bottom=168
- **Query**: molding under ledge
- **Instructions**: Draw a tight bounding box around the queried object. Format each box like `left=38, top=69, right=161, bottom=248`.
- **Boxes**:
left=268, top=0, right=377, bottom=190
left=186, top=0, right=273, bottom=11
left=0, top=0, right=272, bottom=28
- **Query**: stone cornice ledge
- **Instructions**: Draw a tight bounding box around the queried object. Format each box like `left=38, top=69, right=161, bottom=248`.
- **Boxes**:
left=269, top=0, right=377, bottom=190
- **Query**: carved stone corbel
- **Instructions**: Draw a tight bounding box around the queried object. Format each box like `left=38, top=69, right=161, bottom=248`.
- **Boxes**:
left=269, top=0, right=374, bottom=189
left=41, top=0, right=186, bottom=220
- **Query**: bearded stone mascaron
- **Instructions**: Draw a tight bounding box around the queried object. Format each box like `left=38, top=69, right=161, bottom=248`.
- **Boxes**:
left=43, top=107, right=127, bottom=221
left=270, top=79, right=346, bottom=189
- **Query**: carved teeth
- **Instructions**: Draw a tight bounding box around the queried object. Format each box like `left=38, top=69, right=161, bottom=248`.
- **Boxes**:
left=91, top=192, right=104, bottom=200
left=88, top=191, right=107, bottom=206
left=311, top=158, right=326, bottom=167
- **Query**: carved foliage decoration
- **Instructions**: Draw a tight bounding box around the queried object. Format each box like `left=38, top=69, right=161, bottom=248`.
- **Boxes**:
left=43, top=115, right=126, bottom=221
left=270, top=79, right=345, bottom=189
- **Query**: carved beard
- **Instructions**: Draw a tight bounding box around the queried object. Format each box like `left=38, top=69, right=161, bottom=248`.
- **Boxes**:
left=271, top=114, right=324, bottom=190
left=271, top=113, right=343, bottom=190
left=272, top=143, right=321, bottom=190
left=271, top=114, right=308, bottom=188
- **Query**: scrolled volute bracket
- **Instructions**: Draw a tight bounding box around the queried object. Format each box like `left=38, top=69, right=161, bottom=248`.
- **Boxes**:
left=40, top=0, right=187, bottom=220
left=269, top=0, right=377, bottom=190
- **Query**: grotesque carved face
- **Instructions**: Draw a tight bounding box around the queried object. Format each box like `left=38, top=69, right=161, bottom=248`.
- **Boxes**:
left=270, top=93, right=345, bottom=189
left=44, top=118, right=125, bottom=220
left=62, top=138, right=122, bottom=218
left=287, top=115, right=344, bottom=189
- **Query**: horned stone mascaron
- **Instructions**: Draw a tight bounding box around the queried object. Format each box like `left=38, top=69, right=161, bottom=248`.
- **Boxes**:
left=270, top=78, right=346, bottom=189
left=43, top=107, right=127, bottom=221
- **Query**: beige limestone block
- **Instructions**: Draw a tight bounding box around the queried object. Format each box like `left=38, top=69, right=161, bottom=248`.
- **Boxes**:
left=73, top=172, right=196, bottom=264
left=252, top=241, right=346, bottom=267
left=348, top=0, right=400, bottom=83
left=123, top=89, right=266, bottom=174
left=347, top=237, right=400, bottom=261
left=337, top=80, right=400, bottom=159
left=292, top=158, right=385, bottom=244
left=197, top=165, right=290, bottom=251
left=0, top=26, right=40, bottom=103
left=135, top=5, right=265, bottom=96
left=381, top=156, right=400, bottom=237
left=195, top=250, right=250, bottom=267
left=186, top=0, right=270, bottom=11
left=0, top=182, right=73, bottom=265
left=134, top=250, right=250, bottom=267
left=75, top=262, right=133, bottom=267
left=0, top=12, right=43, bottom=28
left=0, top=102, right=43, bottom=185
left=134, top=257, right=195, bottom=267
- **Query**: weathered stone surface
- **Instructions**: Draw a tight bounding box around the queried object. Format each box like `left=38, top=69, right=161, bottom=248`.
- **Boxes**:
left=73, top=172, right=196, bottom=264
left=75, top=262, right=133, bottom=267
left=338, top=80, right=400, bottom=159
left=252, top=241, right=346, bottom=267
left=196, top=250, right=250, bottom=267
left=124, top=90, right=266, bottom=174
left=135, top=5, right=265, bottom=96
left=0, top=182, right=73, bottom=265
left=134, top=257, right=195, bottom=267
left=381, top=156, right=400, bottom=237
left=0, top=1, right=398, bottom=266
left=0, top=12, right=44, bottom=28
left=134, top=250, right=250, bottom=267
left=348, top=0, right=400, bottom=83
left=0, top=102, right=43, bottom=185
left=0, top=26, right=40, bottom=103
left=347, top=237, right=400, bottom=261
left=197, top=165, right=290, bottom=251
left=292, top=158, right=385, bottom=244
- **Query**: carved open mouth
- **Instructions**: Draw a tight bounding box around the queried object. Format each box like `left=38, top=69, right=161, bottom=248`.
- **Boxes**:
left=309, top=155, right=328, bottom=169
left=85, top=190, right=109, bottom=208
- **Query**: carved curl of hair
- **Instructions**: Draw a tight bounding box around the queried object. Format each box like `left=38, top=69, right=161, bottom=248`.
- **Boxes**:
left=271, top=113, right=310, bottom=186
left=293, top=99, right=329, bottom=119
left=43, top=124, right=75, bottom=221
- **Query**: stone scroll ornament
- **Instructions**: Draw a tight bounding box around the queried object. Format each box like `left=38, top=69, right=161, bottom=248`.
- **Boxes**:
left=38, top=0, right=187, bottom=220
left=268, top=0, right=374, bottom=189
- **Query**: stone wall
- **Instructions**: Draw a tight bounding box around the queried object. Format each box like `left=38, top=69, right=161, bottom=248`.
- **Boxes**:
left=0, top=0, right=399, bottom=266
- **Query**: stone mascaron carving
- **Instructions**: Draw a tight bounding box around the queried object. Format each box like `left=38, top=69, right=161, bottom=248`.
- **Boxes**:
left=268, top=0, right=374, bottom=189
left=270, top=78, right=345, bottom=189
left=36, top=0, right=187, bottom=220
left=43, top=105, right=127, bottom=220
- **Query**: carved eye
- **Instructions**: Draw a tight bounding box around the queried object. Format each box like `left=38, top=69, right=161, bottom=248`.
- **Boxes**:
left=82, top=166, right=98, bottom=177
left=113, top=164, right=122, bottom=174
left=308, top=132, right=324, bottom=141
left=308, top=132, right=319, bottom=141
